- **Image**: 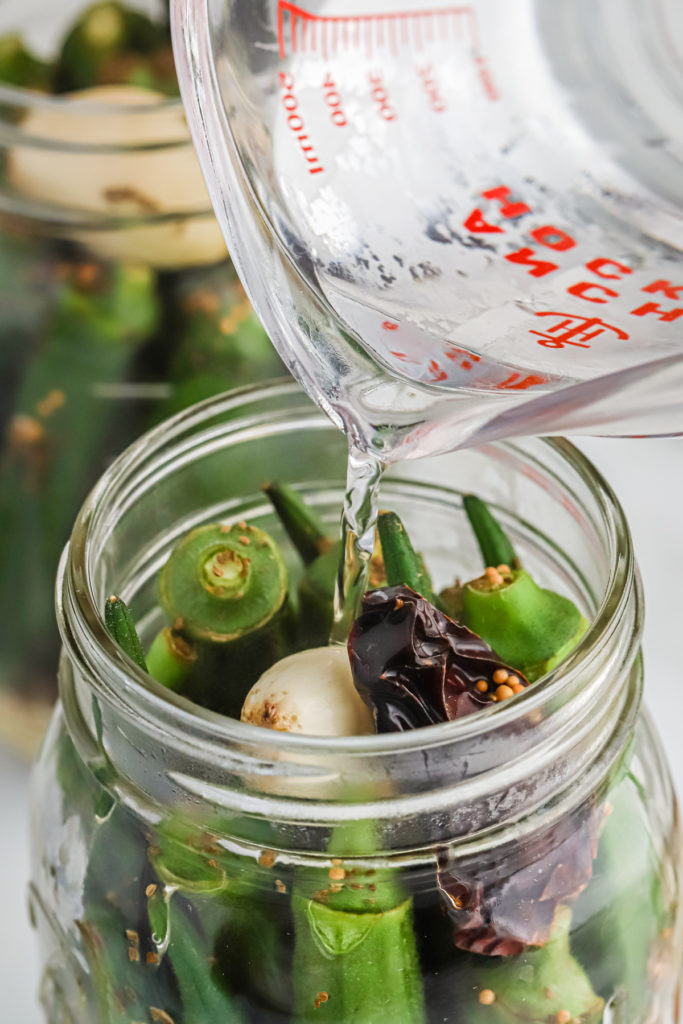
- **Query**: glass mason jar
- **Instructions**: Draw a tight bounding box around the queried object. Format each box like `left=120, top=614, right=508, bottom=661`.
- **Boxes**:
left=0, top=0, right=283, bottom=754
left=30, top=382, right=682, bottom=1023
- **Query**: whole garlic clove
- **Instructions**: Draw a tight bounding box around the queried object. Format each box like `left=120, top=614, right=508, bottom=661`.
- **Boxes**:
left=241, top=645, right=374, bottom=737
left=8, top=84, right=226, bottom=268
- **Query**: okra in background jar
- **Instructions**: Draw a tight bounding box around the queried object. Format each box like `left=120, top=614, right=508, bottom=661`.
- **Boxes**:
left=0, top=0, right=283, bottom=754
left=30, top=382, right=682, bottom=1024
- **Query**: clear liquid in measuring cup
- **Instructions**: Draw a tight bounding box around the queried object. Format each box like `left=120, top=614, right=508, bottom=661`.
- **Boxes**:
left=181, top=0, right=683, bottom=462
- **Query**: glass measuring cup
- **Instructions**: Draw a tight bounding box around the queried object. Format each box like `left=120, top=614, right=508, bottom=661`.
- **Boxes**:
left=172, top=0, right=683, bottom=460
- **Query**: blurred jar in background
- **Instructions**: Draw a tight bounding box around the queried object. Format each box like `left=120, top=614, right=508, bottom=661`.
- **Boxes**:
left=0, top=0, right=283, bottom=755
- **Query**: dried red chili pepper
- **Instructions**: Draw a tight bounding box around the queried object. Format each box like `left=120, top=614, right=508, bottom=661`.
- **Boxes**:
left=348, top=583, right=601, bottom=959
left=347, top=584, right=528, bottom=732
left=437, top=802, right=603, bottom=956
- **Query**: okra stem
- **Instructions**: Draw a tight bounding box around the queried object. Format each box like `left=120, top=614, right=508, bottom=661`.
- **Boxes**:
left=150, top=268, right=283, bottom=424
left=463, top=494, right=518, bottom=570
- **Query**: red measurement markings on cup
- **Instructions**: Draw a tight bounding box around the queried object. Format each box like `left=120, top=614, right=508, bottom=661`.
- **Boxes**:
left=388, top=329, right=546, bottom=390
left=277, top=2, right=481, bottom=62
left=279, top=71, right=324, bottom=174
left=461, top=185, right=682, bottom=352
left=417, top=62, right=447, bottom=112
left=322, top=73, right=347, bottom=127
left=276, top=4, right=496, bottom=171
left=369, top=70, right=397, bottom=120
left=387, top=184, right=683, bottom=389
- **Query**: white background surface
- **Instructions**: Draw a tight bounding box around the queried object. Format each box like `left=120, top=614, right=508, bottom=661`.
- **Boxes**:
left=1, top=436, right=682, bottom=1022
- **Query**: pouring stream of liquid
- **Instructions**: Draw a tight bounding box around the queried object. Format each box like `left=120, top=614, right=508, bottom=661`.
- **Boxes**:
left=330, top=446, right=384, bottom=644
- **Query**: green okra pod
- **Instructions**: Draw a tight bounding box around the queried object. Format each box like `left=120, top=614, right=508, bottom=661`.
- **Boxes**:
left=158, top=521, right=291, bottom=715
left=377, top=509, right=437, bottom=605
left=54, top=1, right=174, bottom=94
left=0, top=34, right=51, bottom=89
left=0, top=233, right=58, bottom=441
left=146, top=626, right=197, bottom=692
left=264, top=481, right=332, bottom=567
left=265, top=483, right=388, bottom=646
left=572, top=768, right=671, bottom=1020
left=264, top=483, right=339, bottom=645
left=149, top=815, right=293, bottom=1020
left=292, top=819, right=426, bottom=1024
left=463, top=494, right=518, bottom=570
left=297, top=544, right=342, bottom=645
left=104, top=594, right=147, bottom=671
left=148, top=889, right=248, bottom=1023
left=77, top=906, right=153, bottom=1024
left=105, top=595, right=198, bottom=693
left=468, top=907, right=603, bottom=1023
left=458, top=495, right=587, bottom=681
left=153, top=269, right=283, bottom=422
left=79, top=789, right=181, bottom=1023
left=292, top=894, right=424, bottom=1023
left=0, top=261, right=160, bottom=688
left=462, top=568, right=587, bottom=682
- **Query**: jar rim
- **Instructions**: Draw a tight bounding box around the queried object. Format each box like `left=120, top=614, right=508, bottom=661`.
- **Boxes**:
left=0, top=80, right=216, bottom=238
left=0, top=81, right=190, bottom=154
left=58, top=378, right=638, bottom=763
left=0, top=81, right=181, bottom=114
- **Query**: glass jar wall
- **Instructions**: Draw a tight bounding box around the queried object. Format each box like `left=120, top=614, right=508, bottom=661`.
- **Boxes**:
left=0, top=0, right=283, bottom=753
left=29, top=382, right=682, bottom=1023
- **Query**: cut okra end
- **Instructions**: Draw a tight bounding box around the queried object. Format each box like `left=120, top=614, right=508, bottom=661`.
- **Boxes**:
left=159, top=522, right=288, bottom=644
left=462, top=568, right=585, bottom=681
left=100, top=519, right=296, bottom=721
